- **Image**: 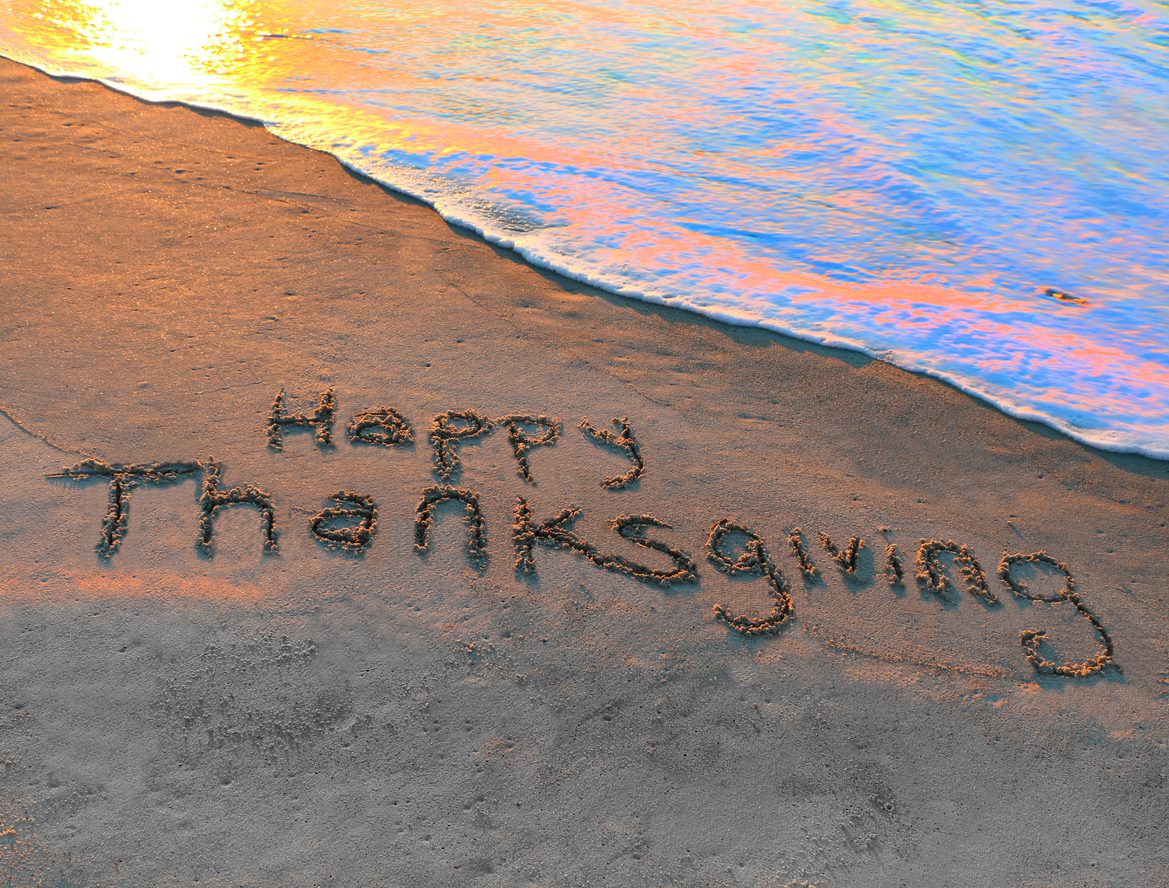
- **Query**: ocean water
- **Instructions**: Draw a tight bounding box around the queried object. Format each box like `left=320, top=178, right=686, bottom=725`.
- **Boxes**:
left=3, top=0, right=1168, bottom=457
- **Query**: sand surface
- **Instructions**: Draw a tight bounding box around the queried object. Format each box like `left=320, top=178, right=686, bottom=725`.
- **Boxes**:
left=1, top=58, right=1168, bottom=887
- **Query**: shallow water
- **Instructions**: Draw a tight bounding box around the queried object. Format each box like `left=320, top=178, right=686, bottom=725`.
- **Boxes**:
left=3, top=0, right=1168, bottom=456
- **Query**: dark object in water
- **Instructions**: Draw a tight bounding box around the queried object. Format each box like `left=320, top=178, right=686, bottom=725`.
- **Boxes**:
left=1042, top=287, right=1088, bottom=305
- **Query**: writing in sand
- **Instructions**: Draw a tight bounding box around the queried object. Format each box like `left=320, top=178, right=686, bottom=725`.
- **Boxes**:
left=47, top=387, right=1116, bottom=680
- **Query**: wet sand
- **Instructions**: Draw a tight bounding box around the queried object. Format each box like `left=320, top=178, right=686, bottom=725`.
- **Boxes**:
left=1, top=58, right=1168, bottom=887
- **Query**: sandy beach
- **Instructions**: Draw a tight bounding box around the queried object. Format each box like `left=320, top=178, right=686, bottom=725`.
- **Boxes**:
left=2, top=57, right=1168, bottom=886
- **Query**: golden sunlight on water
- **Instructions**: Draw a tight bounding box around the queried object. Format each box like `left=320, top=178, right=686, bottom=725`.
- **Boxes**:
left=20, top=0, right=258, bottom=87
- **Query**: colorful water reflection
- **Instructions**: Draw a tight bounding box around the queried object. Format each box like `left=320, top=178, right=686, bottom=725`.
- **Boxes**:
left=3, top=0, right=1168, bottom=455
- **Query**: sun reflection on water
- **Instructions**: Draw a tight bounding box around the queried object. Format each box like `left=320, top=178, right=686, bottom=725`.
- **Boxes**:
left=21, top=0, right=267, bottom=88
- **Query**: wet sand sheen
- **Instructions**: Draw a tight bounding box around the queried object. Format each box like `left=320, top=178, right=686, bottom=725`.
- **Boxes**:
left=1, top=59, right=1168, bottom=887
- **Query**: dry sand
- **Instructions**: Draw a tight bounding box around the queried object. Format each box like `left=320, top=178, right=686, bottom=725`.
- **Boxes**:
left=1, top=58, right=1168, bottom=887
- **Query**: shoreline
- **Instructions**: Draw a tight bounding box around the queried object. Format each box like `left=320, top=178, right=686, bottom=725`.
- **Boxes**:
left=2, top=56, right=1168, bottom=887
left=3, top=52, right=1165, bottom=463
